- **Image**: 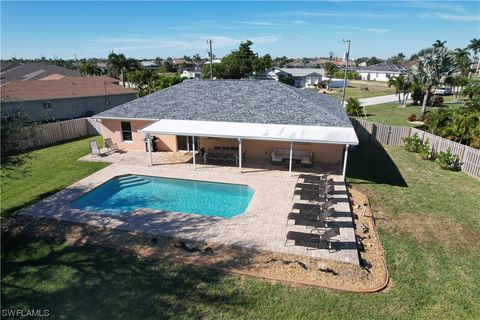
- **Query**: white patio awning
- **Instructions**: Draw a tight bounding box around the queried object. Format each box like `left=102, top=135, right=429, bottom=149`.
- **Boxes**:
left=140, top=119, right=359, bottom=145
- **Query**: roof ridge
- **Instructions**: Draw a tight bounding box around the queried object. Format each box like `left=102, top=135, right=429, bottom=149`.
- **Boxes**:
left=275, top=82, right=349, bottom=125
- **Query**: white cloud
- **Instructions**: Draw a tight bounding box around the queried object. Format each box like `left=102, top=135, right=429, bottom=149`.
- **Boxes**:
left=332, top=26, right=390, bottom=34
left=89, top=34, right=278, bottom=54
left=433, top=12, right=480, bottom=22
left=283, top=10, right=404, bottom=19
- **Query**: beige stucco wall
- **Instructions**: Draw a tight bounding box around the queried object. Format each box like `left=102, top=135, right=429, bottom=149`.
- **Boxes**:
left=100, top=119, right=177, bottom=151
left=199, top=137, right=344, bottom=164
left=100, top=120, right=344, bottom=164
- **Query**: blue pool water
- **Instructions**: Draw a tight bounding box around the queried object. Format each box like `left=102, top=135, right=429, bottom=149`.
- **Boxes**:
left=72, top=174, right=254, bottom=218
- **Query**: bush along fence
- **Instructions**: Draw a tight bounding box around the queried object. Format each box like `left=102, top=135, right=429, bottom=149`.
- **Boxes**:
left=350, top=118, right=480, bottom=180
left=11, top=118, right=102, bottom=151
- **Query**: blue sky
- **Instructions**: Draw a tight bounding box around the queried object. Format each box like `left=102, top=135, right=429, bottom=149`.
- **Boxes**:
left=1, top=1, right=479, bottom=60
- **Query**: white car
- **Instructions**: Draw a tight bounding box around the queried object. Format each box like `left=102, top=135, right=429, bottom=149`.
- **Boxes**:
left=434, top=87, right=452, bottom=95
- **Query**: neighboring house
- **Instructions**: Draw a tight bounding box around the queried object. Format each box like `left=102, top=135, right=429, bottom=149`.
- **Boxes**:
left=400, top=61, right=417, bottom=70
left=94, top=80, right=358, bottom=176
left=181, top=69, right=202, bottom=79
left=356, top=62, right=407, bottom=81
left=203, top=59, right=222, bottom=65
left=140, top=60, right=159, bottom=69
left=266, top=68, right=324, bottom=88
left=173, top=59, right=193, bottom=66
left=1, top=76, right=136, bottom=122
left=0, top=61, right=80, bottom=85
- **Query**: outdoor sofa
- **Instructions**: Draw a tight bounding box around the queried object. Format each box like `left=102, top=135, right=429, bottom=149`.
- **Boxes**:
left=270, top=148, right=313, bottom=167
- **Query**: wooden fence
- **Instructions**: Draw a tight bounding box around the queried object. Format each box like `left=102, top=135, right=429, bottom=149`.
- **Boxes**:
left=13, top=118, right=102, bottom=151
left=350, top=118, right=480, bottom=180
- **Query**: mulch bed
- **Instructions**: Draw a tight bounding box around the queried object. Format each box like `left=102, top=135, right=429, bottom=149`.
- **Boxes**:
left=1, top=186, right=388, bottom=293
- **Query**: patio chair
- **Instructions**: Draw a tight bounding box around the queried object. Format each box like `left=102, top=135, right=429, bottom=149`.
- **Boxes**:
left=286, top=207, right=335, bottom=226
left=89, top=140, right=104, bottom=156
left=322, top=184, right=335, bottom=196
left=308, top=227, right=340, bottom=250
left=104, top=138, right=118, bottom=152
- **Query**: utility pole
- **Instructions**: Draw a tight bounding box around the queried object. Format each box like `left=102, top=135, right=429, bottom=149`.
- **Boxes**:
left=207, top=40, right=213, bottom=79
left=341, top=39, right=351, bottom=108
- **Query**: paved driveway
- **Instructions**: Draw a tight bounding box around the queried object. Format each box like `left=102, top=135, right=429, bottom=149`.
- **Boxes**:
left=358, top=94, right=399, bottom=106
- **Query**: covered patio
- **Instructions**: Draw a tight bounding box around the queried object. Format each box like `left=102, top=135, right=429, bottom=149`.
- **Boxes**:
left=141, top=119, right=358, bottom=178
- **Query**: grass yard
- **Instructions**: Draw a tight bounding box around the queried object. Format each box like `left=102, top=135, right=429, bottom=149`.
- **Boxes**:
left=353, top=102, right=423, bottom=127
left=0, top=136, right=109, bottom=217
left=352, top=100, right=465, bottom=127
left=2, top=141, right=480, bottom=319
left=328, top=86, right=396, bottom=100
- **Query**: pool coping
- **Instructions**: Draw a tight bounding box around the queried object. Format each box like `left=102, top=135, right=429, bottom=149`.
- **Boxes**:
left=17, top=163, right=360, bottom=265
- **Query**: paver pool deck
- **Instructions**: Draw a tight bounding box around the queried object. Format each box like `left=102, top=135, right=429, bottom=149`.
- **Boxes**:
left=18, top=150, right=359, bottom=265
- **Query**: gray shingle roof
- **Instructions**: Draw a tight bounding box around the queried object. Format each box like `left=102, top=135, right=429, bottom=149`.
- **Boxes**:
left=356, top=62, right=406, bottom=73
left=95, top=79, right=352, bottom=127
left=0, top=62, right=80, bottom=84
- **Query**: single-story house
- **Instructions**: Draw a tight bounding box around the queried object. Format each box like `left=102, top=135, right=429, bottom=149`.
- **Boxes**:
left=182, top=68, right=202, bottom=79
left=0, top=61, right=80, bottom=85
left=93, top=80, right=358, bottom=177
left=266, top=68, right=325, bottom=88
left=1, top=76, right=136, bottom=122
left=140, top=60, right=159, bottom=69
left=355, top=62, right=406, bottom=81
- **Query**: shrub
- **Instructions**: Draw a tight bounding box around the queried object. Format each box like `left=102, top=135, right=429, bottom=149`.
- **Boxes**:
left=418, top=140, right=433, bottom=160
left=402, top=133, right=422, bottom=152
left=407, top=113, right=417, bottom=122
left=345, top=98, right=363, bottom=117
left=435, top=148, right=461, bottom=171
left=430, top=96, right=444, bottom=107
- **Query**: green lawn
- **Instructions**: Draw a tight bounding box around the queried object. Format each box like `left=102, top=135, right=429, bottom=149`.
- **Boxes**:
left=2, top=141, right=480, bottom=319
left=328, top=86, right=396, bottom=100
left=353, top=100, right=465, bottom=127
left=0, top=136, right=109, bottom=217
left=354, top=102, right=423, bottom=127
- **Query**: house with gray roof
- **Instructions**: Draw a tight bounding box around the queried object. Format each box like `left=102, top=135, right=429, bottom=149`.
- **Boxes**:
left=355, top=62, right=406, bottom=81
left=94, top=80, right=358, bottom=177
left=264, top=67, right=325, bottom=88
left=0, top=62, right=80, bottom=85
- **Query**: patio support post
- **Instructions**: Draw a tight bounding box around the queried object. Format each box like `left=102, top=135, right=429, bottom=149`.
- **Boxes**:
left=238, top=138, right=242, bottom=173
left=147, top=134, right=153, bottom=166
left=342, top=144, right=349, bottom=179
left=289, top=141, right=293, bottom=176
left=187, top=136, right=190, bottom=152
left=192, top=135, right=196, bottom=169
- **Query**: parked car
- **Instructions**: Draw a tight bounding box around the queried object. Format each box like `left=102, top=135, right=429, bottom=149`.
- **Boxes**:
left=434, top=87, right=452, bottom=95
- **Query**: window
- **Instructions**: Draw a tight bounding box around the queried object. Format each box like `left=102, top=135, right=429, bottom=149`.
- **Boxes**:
left=42, top=101, right=52, bottom=109
left=121, top=121, right=132, bottom=141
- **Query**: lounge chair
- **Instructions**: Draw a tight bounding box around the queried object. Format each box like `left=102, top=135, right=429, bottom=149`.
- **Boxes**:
left=286, top=207, right=335, bottom=226
left=322, top=184, right=335, bottom=196
left=307, top=227, right=340, bottom=250
left=104, top=138, right=118, bottom=152
left=89, top=140, right=104, bottom=156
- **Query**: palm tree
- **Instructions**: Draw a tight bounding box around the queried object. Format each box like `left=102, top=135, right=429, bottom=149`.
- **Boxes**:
left=432, top=40, right=447, bottom=49
left=107, top=52, right=139, bottom=86
left=388, top=74, right=411, bottom=107
left=467, top=38, right=480, bottom=74
left=454, top=48, right=471, bottom=76
left=79, top=62, right=100, bottom=76
left=412, top=47, right=459, bottom=118
left=345, top=98, right=364, bottom=117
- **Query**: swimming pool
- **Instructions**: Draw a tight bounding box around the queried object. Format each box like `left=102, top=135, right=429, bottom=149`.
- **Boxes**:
left=72, top=174, right=254, bottom=218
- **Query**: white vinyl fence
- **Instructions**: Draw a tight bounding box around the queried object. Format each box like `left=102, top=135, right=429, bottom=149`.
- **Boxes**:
left=11, top=118, right=102, bottom=151
left=350, top=118, right=480, bottom=180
